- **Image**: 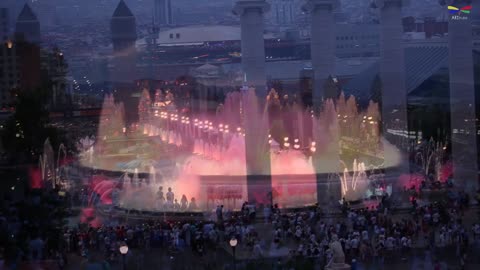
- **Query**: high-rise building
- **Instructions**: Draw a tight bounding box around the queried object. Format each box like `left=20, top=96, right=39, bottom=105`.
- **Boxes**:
left=110, top=0, right=138, bottom=125
left=154, top=0, right=173, bottom=26
left=1, top=3, right=43, bottom=109
left=1, top=8, right=9, bottom=42
left=111, top=0, right=137, bottom=54
left=0, top=8, right=18, bottom=111
left=15, top=4, right=40, bottom=44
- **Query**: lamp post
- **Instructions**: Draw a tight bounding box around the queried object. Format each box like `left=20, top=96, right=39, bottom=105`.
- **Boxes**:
left=119, top=244, right=128, bottom=270
left=229, top=237, right=238, bottom=270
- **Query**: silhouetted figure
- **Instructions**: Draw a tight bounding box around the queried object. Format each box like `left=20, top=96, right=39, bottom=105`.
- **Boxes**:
left=166, top=187, right=174, bottom=209
left=180, top=195, right=188, bottom=210
left=189, top=197, right=197, bottom=210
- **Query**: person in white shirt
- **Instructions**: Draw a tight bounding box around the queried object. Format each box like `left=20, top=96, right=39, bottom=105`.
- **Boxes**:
left=351, top=236, right=359, bottom=256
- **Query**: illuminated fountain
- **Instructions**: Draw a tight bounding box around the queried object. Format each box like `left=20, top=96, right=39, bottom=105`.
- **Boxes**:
left=415, top=139, right=447, bottom=182
left=39, top=138, right=69, bottom=189
left=339, top=160, right=368, bottom=201
left=80, top=88, right=402, bottom=211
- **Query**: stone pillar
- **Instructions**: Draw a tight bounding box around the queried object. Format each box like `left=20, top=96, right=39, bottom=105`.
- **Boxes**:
left=441, top=0, right=478, bottom=190
left=240, top=88, right=273, bottom=206
left=233, top=1, right=272, bottom=207
left=233, top=0, right=270, bottom=97
left=373, top=0, right=410, bottom=173
left=302, top=0, right=338, bottom=109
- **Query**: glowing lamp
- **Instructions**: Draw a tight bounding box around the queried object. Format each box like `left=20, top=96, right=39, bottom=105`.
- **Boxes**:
left=119, top=245, right=128, bottom=255
left=310, top=147, right=316, bottom=152
left=229, top=238, right=238, bottom=248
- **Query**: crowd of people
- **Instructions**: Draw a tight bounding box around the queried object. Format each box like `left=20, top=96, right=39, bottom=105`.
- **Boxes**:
left=1, top=182, right=480, bottom=270
left=0, top=188, right=68, bottom=269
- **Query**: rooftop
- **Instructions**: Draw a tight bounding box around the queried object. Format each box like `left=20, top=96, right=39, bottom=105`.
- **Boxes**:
left=138, top=25, right=276, bottom=46
left=112, top=0, right=134, bottom=18
left=17, top=4, right=37, bottom=22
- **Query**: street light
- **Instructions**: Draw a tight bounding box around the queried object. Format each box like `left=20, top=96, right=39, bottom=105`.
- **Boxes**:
left=119, top=244, right=128, bottom=270
left=229, top=237, right=238, bottom=270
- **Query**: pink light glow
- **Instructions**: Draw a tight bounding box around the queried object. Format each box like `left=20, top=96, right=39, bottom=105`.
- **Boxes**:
left=84, top=89, right=397, bottom=210
left=398, top=173, right=425, bottom=191
left=28, top=166, right=43, bottom=189
left=439, top=161, right=453, bottom=182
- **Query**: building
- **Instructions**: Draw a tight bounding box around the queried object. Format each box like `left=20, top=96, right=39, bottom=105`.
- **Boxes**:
left=110, top=0, right=138, bottom=125
left=15, top=4, right=40, bottom=44
left=15, top=4, right=41, bottom=92
left=1, top=8, right=9, bottom=42
left=0, top=7, right=17, bottom=111
left=268, top=0, right=295, bottom=26
left=335, top=24, right=380, bottom=58
left=154, top=0, right=173, bottom=26
left=41, top=47, right=70, bottom=109
left=1, top=4, right=71, bottom=111
left=190, top=63, right=233, bottom=114
left=110, top=1, right=137, bottom=54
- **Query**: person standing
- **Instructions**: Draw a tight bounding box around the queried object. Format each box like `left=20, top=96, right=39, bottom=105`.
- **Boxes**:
left=166, top=187, right=174, bottom=210
left=180, top=195, right=188, bottom=210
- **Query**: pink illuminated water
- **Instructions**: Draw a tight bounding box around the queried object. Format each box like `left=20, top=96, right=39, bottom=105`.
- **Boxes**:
left=85, top=89, right=398, bottom=210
